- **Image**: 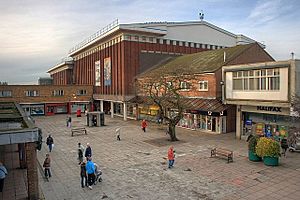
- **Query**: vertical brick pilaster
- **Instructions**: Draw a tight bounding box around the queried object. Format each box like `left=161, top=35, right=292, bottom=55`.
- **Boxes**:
left=25, top=142, right=39, bottom=200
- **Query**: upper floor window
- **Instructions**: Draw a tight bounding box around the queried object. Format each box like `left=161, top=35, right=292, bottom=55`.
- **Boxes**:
left=52, top=90, right=64, bottom=96
left=0, top=90, right=12, bottom=97
left=199, top=81, right=208, bottom=91
left=180, top=81, right=190, bottom=90
left=233, top=68, right=280, bottom=91
left=77, top=89, right=87, bottom=96
left=25, top=90, right=39, bottom=97
left=142, top=36, right=146, bottom=41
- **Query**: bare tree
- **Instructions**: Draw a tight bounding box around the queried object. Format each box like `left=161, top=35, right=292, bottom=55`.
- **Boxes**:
left=136, top=72, right=196, bottom=141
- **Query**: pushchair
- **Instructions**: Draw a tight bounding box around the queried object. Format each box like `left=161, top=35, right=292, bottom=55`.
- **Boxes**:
left=94, top=163, right=102, bottom=185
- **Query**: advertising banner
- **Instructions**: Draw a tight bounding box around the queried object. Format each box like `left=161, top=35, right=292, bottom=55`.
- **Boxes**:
left=104, top=57, right=111, bottom=86
left=95, top=60, right=101, bottom=86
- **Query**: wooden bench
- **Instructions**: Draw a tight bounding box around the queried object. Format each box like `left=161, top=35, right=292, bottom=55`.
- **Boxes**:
left=211, top=147, right=233, bottom=163
left=71, top=127, right=87, bottom=137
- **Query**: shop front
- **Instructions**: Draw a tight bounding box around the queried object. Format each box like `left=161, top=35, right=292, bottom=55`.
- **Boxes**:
left=138, top=104, right=159, bottom=121
left=70, top=102, right=90, bottom=114
left=45, top=103, right=68, bottom=116
left=240, top=105, right=290, bottom=138
left=177, top=110, right=227, bottom=133
left=20, top=103, right=45, bottom=116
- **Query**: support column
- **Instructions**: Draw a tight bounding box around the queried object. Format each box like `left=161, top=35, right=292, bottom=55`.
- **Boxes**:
left=100, top=100, right=104, bottom=112
left=236, top=105, right=242, bottom=139
left=110, top=101, right=114, bottom=118
left=26, top=143, right=39, bottom=200
left=123, top=102, right=127, bottom=121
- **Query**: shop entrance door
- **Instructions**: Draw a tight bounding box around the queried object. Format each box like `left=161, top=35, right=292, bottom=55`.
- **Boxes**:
left=211, top=117, right=216, bottom=132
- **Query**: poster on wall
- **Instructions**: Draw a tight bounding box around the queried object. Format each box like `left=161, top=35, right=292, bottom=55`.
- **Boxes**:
left=104, top=57, right=111, bottom=86
left=95, top=60, right=101, bottom=86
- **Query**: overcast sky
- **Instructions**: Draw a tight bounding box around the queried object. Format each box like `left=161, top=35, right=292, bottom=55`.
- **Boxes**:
left=0, top=0, right=299, bottom=84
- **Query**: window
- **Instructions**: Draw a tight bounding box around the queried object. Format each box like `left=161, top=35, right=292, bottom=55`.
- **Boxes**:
left=52, top=90, right=64, bottom=96
left=199, top=81, right=208, bottom=91
left=25, top=90, right=39, bottom=97
left=142, top=36, right=146, bottom=41
left=77, top=89, right=87, bottom=95
left=232, top=68, right=280, bottom=91
left=0, top=90, right=12, bottom=97
left=149, top=37, right=154, bottom=42
left=180, top=81, right=190, bottom=90
left=134, top=36, right=139, bottom=40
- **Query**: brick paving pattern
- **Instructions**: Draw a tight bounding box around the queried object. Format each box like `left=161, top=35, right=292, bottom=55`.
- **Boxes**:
left=32, top=115, right=300, bottom=200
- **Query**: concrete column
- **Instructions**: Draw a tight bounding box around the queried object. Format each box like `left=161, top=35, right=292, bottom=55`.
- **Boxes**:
left=100, top=100, right=104, bottom=112
left=236, top=105, right=242, bottom=139
left=110, top=101, right=114, bottom=118
left=123, top=102, right=127, bottom=121
left=26, top=143, right=39, bottom=200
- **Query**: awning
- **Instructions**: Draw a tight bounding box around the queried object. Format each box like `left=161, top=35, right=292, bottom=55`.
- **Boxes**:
left=129, top=96, right=231, bottom=116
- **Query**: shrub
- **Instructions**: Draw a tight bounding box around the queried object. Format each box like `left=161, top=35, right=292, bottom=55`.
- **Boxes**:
left=256, top=137, right=281, bottom=158
left=248, top=135, right=260, bottom=153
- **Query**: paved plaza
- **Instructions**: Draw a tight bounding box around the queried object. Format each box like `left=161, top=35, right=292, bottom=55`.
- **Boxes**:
left=34, top=114, right=300, bottom=200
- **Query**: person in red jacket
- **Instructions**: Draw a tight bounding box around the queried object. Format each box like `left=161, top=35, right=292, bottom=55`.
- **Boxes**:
left=168, top=146, right=175, bottom=168
left=141, top=119, right=147, bottom=132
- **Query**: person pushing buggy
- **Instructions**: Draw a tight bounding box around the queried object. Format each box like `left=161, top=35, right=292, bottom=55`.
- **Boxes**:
left=94, top=162, right=102, bottom=184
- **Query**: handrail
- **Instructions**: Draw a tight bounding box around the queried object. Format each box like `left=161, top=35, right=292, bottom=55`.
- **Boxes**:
left=69, top=19, right=119, bottom=54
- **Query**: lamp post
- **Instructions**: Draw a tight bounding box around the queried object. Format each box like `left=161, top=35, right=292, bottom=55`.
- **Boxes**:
left=69, top=93, right=76, bottom=114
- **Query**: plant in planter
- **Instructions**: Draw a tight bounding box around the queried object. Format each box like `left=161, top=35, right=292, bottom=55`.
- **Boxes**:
left=248, top=135, right=262, bottom=161
left=256, top=137, right=281, bottom=166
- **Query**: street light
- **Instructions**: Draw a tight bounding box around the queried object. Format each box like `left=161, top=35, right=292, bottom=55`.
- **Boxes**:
left=69, top=93, right=76, bottom=114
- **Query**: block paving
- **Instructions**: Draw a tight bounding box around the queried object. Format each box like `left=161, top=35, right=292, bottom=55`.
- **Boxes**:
left=27, top=115, right=300, bottom=199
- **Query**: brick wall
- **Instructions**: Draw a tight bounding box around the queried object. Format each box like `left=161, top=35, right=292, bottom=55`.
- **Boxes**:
left=25, top=142, right=39, bottom=200
left=0, top=85, right=93, bottom=103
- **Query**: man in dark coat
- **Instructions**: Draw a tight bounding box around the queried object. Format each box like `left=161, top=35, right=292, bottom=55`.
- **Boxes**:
left=46, top=135, right=54, bottom=152
left=85, top=143, right=92, bottom=160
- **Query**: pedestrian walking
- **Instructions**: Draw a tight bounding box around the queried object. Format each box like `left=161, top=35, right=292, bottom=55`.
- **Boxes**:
left=67, top=116, right=72, bottom=128
left=141, top=119, right=147, bottom=132
left=85, top=143, right=92, bottom=160
left=86, top=157, right=95, bottom=190
left=168, top=146, right=175, bottom=168
left=46, top=134, right=54, bottom=152
left=43, top=154, right=51, bottom=178
left=0, top=161, right=8, bottom=193
left=116, top=128, right=121, bottom=141
left=80, top=162, right=88, bottom=188
left=78, top=143, right=85, bottom=164
left=281, top=137, right=288, bottom=157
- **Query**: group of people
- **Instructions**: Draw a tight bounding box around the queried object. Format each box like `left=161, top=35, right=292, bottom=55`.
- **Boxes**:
left=78, top=143, right=101, bottom=190
left=43, top=135, right=54, bottom=179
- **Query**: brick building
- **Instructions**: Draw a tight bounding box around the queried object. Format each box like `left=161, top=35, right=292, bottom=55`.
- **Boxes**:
left=48, top=19, right=263, bottom=121
left=135, top=43, right=274, bottom=133
left=0, top=85, right=93, bottom=115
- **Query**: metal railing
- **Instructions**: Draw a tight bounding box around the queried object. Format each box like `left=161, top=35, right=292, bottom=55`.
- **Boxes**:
left=69, top=19, right=119, bottom=54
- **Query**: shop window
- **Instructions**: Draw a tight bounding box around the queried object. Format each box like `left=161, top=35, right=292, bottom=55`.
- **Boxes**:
left=142, top=36, right=146, bottom=41
left=134, top=36, right=139, bottom=40
left=0, top=90, right=12, bottom=97
left=77, top=89, right=87, bottom=96
left=52, top=90, right=64, bottom=96
left=199, top=81, right=208, bottom=91
left=233, top=79, right=243, bottom=90
left=25, top=90, right=39, bottom=97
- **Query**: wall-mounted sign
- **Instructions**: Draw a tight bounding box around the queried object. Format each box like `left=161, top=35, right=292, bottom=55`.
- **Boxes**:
left=245, top=119, right=252, bottom=126
left=95, top=60, right=101, bottom=86
left=257, top=106, right=281, bottom=112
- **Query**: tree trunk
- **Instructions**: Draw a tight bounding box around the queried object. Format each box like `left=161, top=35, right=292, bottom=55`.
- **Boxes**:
left=168, top=124, right=179, bottom=141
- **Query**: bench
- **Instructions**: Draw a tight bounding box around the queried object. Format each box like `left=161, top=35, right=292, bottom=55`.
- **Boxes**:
left=211, top=147, right=233, bottom=163
left=71, top=127, right=87, bottom=137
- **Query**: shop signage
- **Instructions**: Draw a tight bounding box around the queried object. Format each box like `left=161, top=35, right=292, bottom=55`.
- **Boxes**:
left=245, top=120, right=252, bottom=126
left=257, top=106, right=281, bottom=112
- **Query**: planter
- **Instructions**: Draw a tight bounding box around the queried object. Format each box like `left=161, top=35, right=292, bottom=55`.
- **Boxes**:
left=263, top=156, right=279, bottom=166
left=248, top=150, right=262, bottom=162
